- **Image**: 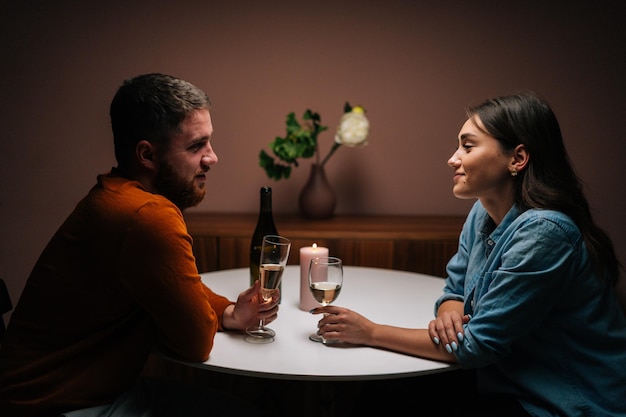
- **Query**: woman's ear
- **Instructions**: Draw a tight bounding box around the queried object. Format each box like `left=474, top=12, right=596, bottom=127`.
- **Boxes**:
left=511, top=144, right=529, bottom=173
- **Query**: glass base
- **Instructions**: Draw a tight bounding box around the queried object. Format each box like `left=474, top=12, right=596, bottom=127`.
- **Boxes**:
left=309, top=333, right=324, bottom=343
left=309, top=333, right=341, bottom=344
left=245, top=326, right=276, bottom=344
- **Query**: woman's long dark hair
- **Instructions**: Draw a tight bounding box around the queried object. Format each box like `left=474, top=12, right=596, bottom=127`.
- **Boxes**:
left=467, top=92, right=621, bottom=285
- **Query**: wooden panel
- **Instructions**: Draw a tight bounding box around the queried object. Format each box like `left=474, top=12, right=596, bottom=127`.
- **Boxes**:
left=393, top=240, right=459, bottom=277
left=184, top=213, right=465, bottom=241
left=190, top=236, right=218, bottom=273
left=362, top=240, right=394, bottom=269
left=215, top=237, right=247, bottom=271
left=184, top=212, right=465, bottom=277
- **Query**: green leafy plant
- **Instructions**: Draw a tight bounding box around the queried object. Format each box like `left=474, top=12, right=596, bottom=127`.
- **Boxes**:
left=259, top=103, right=368, bottom=180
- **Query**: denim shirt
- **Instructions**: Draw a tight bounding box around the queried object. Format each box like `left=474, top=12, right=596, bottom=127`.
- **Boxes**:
left=435, top=200, right=626, bottom=416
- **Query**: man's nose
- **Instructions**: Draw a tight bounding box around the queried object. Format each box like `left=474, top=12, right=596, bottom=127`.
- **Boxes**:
left=201, top=153, right=217, bottom=168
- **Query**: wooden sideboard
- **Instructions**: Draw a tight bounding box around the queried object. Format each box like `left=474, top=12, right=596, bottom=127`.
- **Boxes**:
left=184, top=212, right=466, bottom=278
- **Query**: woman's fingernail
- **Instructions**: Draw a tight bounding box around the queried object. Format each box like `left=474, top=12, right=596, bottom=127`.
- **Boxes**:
left=309, top=309, right=316, bottom=313
left=457, top=332, right=464, bottom=342
left=433, top=336, right=440, bottom=345
left=445, top=344, right=452, bottom=353
left=451, top=341, right=458, bottom=351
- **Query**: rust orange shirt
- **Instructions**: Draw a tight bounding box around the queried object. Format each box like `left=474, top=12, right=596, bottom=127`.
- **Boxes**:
left=0, top=170, right=233, bottom=417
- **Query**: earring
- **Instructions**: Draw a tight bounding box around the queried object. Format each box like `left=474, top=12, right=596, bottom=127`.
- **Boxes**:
left=510, top=168, right=518, bottom=177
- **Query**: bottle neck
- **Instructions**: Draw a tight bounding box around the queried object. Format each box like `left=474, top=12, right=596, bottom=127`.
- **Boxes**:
left=259, top=187, right=272, bottom=213
left=260, top=197, right=272, bottom=211
left=257, top=188, right=277, bottom=232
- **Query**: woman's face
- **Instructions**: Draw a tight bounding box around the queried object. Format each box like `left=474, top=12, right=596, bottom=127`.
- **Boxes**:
left=447, top=115, right=514, bottom=203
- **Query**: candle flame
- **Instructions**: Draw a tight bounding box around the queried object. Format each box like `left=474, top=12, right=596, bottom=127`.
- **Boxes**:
left=312, top=243, right=317, bottom=249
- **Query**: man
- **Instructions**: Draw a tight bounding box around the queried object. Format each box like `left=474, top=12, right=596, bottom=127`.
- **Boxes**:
left=0, top=73, right=276, bottom=416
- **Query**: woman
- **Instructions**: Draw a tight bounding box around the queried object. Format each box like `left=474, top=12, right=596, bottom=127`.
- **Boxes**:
left=312, top=92, right=626, bottom=416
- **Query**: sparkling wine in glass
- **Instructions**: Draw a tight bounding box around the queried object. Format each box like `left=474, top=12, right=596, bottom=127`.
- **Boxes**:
left=308, top=256, right=343, bottom=343
left=245, top=235, right=290, bottom=343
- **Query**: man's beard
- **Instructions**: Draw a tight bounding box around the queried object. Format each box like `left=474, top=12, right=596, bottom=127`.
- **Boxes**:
left=154, top=160, right=206, bottom=210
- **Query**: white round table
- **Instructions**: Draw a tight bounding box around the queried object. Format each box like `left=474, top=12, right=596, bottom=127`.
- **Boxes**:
left=175, top=265, right=456, bottom=381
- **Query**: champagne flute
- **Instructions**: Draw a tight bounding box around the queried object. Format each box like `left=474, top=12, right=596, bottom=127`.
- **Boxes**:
left=245, top=235, right=291, bottom=343
left=308, top=256, right=343, bottom=343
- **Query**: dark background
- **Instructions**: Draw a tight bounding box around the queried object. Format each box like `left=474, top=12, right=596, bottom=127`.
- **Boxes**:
left=1, top=0, right=624, bottom=314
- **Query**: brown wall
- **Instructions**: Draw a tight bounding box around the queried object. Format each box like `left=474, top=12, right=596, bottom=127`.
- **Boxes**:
left=1, top=1, right=625, bottom=313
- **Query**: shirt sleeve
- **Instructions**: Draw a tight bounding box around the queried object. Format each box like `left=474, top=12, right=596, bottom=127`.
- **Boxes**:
left=117, top=199, right=233, bottom=362
left=434, top=203, right=479, bottom=316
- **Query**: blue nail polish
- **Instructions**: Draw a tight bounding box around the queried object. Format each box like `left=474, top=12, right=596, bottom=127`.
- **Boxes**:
left=309, top=308, right=316, bottom=313
left=451, top=341, right=458, bottom=351
left=445, top=344, right=452, bottom=353
left=457, top=332, right=464, bottom=342
left=433, top=336, right=440, bottom=345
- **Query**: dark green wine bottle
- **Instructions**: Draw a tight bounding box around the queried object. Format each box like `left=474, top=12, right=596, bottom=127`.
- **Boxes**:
left=249, top=187, right=279, bottom=289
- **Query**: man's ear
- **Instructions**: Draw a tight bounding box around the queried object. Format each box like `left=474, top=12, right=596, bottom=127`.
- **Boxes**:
left=511, top=144, right=529, bottom=173
left=136, top=140, right=156, bottom=170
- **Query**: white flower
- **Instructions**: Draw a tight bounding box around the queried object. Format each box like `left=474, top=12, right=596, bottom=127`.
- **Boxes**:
left=334, top=106, right=370, bottom=147
left=260, top=103, right=370, bottom=179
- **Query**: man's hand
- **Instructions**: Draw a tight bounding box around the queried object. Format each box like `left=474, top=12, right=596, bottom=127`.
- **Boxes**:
left=222, top=280, right=280, bottom=330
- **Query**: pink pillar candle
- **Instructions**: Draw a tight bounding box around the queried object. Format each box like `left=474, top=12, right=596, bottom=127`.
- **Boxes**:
left=299, top=244, right=329, bottom=311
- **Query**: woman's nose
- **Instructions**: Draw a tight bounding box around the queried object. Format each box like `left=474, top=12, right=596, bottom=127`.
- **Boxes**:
left=447, top=152, right=460, bottom=167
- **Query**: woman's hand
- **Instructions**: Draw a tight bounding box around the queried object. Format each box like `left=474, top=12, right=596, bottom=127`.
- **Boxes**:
left=312, top=305, right=460, bottom=362
left=310, top=305, right=374, bottom=345
left=428, top=310, right=471, bottom=353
